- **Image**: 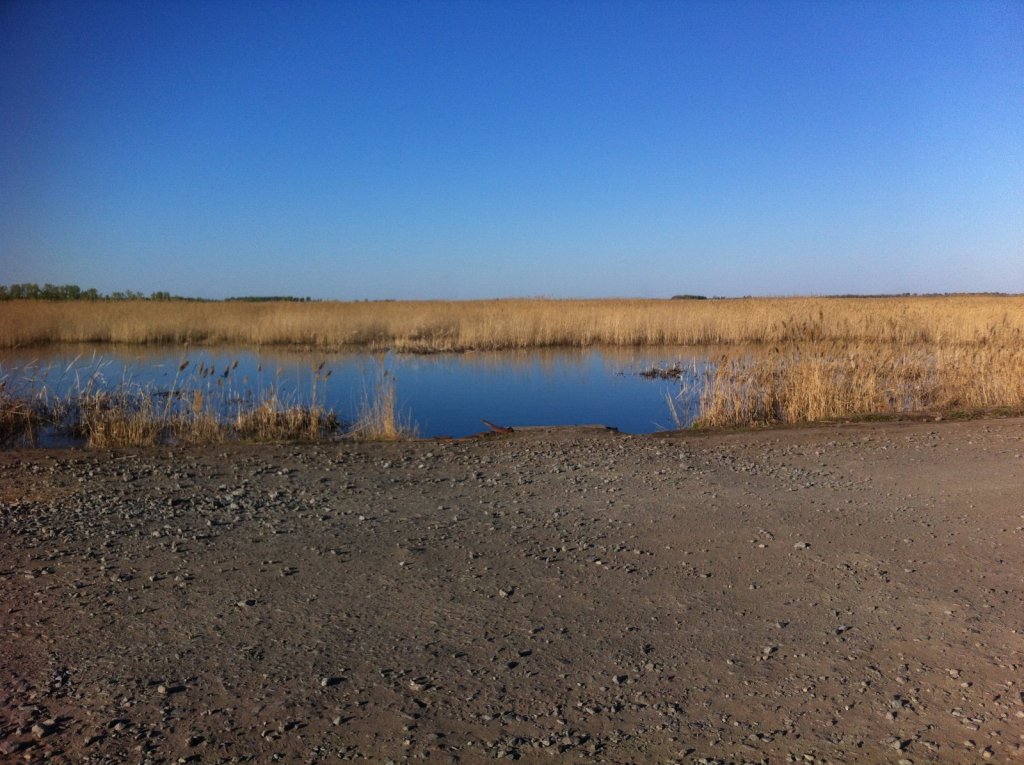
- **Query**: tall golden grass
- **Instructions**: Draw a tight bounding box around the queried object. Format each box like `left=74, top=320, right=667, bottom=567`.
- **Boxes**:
left=2, top=296, right=1023, bottom=350
left=692, top=341, right=1024, bottom=428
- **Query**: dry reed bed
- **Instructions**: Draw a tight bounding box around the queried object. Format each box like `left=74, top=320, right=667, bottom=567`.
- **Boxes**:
left=0, top=360, right=412, bottom=448
left=694, top=341, right=1024, bottom=427
left=3, top=296, right=1023, bottom=350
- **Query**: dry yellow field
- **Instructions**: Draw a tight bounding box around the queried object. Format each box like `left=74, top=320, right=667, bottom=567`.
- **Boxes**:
left=2, top=295, right=1022, bottom=350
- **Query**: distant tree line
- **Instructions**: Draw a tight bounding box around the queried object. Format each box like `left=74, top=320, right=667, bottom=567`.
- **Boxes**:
left=0, top=283, right=193, bottom=301
left=0, top=284, right=315, bottom=302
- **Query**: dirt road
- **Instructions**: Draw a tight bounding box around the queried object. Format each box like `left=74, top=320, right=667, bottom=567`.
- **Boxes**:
left=1, top=418, right=1022, bottom=764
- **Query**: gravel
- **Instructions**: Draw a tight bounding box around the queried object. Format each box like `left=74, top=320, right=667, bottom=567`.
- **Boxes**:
left=1, top=418, right=1023, bottom=763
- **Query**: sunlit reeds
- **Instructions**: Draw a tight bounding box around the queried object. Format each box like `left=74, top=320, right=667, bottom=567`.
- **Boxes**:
left=0, top=356, right=352, bottom=447
left=2, top=295, right=1022, bottom=351
left=349, top=365, right=417, bottom=440
left=76, top=390, right=163, bottom=448
left=689, top=341, right=1024, bottom=428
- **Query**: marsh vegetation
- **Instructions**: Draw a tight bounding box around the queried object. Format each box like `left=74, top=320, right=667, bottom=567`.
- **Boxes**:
left=2, top=295, right=1020, bottom=350
left=0, top=355, right=421, bottom=448
left=1, top=295, right=1022, bottom=442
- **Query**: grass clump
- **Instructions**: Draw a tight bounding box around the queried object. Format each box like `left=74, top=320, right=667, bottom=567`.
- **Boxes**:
left=76, top=391, right=163, bottom=448
left=0, top=381, right=50, bottom=445
left=233, top=395, right=338, bottom=442
left=349, top=366, right=416, bottom=440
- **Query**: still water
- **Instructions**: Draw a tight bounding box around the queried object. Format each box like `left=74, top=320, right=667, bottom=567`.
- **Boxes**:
left=0, top=345, right=710, bottom=440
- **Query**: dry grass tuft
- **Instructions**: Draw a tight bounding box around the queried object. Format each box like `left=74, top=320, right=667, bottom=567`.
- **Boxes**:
left=349, top=367, right=416, bottom=440
left=0, top=383, right=49, bottom=445
left=233, top=395, right=338, bottom=442
left=76, top=391, right=163, bottom=448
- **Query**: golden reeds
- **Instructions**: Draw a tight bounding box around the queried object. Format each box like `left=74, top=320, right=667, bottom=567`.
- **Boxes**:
left=233, top=395, right=338, bottom=442
left=2, top=296, right=1022, bottom=351
left=349, top=366, right=416, bottom=440
left=2, top=356, right=345, bottom=447
left=0, top=382, right=49, bottom=445
left=77, top=391, right=163, bottom=448
left=692, top=341, right=1024, bottom=428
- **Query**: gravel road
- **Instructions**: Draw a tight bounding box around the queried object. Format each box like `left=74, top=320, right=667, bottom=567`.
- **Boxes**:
left=2, top=418, right=1023, bottom=764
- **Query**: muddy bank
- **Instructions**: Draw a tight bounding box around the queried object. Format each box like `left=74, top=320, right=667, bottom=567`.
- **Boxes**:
left=1, top=419, right=1023, bottom=764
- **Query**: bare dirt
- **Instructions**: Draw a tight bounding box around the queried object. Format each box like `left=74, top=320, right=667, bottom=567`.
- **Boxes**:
left=1, top=418, right=1023, bottom=764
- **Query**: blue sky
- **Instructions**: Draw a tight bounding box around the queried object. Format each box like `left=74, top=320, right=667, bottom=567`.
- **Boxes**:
left=1, top=0, right=1022, bottom=299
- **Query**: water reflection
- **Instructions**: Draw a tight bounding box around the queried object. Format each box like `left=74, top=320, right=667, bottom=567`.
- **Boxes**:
left=0, top=345, right=712, bottom=440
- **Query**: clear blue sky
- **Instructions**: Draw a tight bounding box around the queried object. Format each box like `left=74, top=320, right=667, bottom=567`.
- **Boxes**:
left=1, top=0, right=1022, bottom=299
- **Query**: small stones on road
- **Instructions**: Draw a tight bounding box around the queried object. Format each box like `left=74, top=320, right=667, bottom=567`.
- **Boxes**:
left=2, top=422, right=1021, bottom=765
left=408, top=677, right=430, bottom=692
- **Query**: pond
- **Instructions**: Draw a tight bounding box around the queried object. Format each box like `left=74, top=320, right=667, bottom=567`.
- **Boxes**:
left=0, top=345, right=712, bottom=443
